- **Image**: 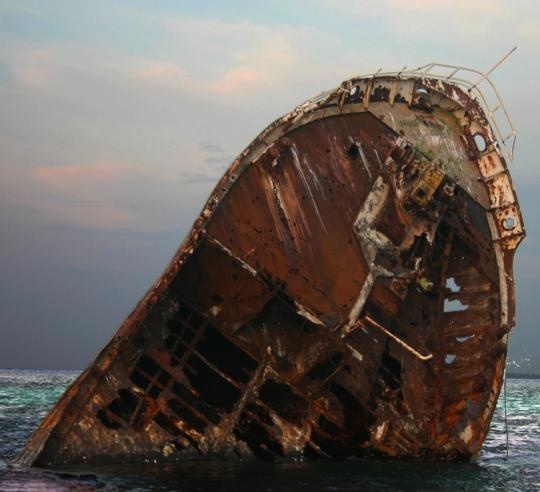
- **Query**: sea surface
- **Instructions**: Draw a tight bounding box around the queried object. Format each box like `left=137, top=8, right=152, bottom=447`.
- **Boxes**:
left=0, top=369, right=538, bottom=491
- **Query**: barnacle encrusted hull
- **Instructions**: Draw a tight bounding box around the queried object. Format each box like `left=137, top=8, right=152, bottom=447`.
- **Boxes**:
left=19, top=70, right=524, bottom=466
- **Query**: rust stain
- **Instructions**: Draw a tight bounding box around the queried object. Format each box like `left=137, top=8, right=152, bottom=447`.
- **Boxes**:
left=17, top=67, right=524, bottom=466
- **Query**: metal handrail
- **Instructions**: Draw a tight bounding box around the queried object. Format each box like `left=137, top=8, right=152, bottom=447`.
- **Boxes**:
left=352, top=48, right=517, bottom=164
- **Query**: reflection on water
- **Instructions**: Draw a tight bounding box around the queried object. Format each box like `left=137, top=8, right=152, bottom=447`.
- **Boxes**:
left=0, top=370, right=539, bottom=491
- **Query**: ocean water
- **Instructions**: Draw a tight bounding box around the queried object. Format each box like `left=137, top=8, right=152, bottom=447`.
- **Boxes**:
left=0, top=369, right=538, bottom=491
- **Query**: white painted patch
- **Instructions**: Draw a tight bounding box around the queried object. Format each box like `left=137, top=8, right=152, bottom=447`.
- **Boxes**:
left=346, top=343, right=364, bottom=363
left=294, top=301, right=325, bottom=326
left=374, top=421, right=388, bottom=441
left=208, top=236, right=258, bottom=277
left=162, top=443, right=174, bottom=457
left=209, top=305, right=222, bottom=316
left=344, top=177, right=394, bottom=332
left=460, top=424, right=473, bottom=444
left=355, top=139, right=373, bottom=180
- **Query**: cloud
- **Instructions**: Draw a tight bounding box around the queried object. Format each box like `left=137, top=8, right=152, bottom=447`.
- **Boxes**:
left=199, top=141, right=224, bottom=153
left=518, top=19, right=540, bottom=41
left=32, top=199, right=134, bottom=230
left=126, top=55, right=273, bottom=97
left=176, top=140, right=232, bottom=182
left=383, top=0, right=504, bottom=15
left=316, top=0, right=533, bottom=57
left=32, top=161, right=130, bottom=185
left=0, top=0, right=537, bottom=373
left=325, top=0, right=505, bottom=33
left=175, top=171, right=223, bottom=184
left=205, top=66, right=264, bottom=94
left=127, top=60, right=187, bottom=88
left=123, top=16, right=337, bottom=99
left=203, top=156, right=229, bottom=165
left=198, top=141, right=231, bottom=170
left=3, top=144, right=214, bottom=233
left=11, top=46, right=58, bottom=89
left=28, top=161, right=138, bottom=229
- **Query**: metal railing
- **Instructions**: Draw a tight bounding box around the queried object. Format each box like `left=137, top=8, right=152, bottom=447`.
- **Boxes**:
left=353, top=48, right=517, bottom=164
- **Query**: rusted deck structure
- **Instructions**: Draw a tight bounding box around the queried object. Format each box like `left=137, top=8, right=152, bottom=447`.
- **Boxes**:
left=19, top=60, right=524, bottom=465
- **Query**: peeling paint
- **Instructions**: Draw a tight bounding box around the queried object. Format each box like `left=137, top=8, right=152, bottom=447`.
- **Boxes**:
left=17, top=68, right=524, bottom=467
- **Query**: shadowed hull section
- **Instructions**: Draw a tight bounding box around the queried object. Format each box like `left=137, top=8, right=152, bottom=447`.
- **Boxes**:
left=18, top=72, right=524, bottom=466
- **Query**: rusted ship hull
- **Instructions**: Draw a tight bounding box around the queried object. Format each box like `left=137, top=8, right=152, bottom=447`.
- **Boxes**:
left=18, top=66, right=524, bottom=466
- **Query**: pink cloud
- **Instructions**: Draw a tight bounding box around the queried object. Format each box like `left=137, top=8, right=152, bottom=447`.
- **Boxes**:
left=32, top=162, right=128, bottom=186
left=205, top=67, right=265, bottom=94
left=12, top=47, right=58, bottom=90
left=128, top=60, right=187, bottom=87
left=124, top=20, right=319, bottom=98
left=34, top=200, right=134, bottom=229
left=29, top=161, right=137, bottom=229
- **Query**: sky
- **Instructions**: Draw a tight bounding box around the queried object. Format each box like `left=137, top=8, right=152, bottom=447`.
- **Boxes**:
left=0, top=0, right=539, bottom=372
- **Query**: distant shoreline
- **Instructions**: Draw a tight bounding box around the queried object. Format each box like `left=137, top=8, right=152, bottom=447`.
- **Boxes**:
left=507, top=372, right=540, bottom=380
left=1, top=368, right=540, bottom=379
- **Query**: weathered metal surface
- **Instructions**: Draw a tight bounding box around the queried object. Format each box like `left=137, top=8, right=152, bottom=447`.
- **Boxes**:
left=18, top=65, right=524, bottom=466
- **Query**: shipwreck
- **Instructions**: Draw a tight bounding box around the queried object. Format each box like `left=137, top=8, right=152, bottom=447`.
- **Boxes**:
left=19, top=57, right=524, bottom=465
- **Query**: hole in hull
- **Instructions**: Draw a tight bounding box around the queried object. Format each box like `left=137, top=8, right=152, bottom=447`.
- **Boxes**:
left=445, top=354, right=457, bottom=365
left=444, top=299, right=469, bottom=312
left=445, top=277, right=461, bottom=293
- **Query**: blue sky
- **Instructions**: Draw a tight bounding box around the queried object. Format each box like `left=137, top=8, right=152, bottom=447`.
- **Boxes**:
left=0, top=0, right=539, bottom=370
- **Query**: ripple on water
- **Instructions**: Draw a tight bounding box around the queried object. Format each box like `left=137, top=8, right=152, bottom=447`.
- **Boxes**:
left=0, top=370, right=539, bottom=491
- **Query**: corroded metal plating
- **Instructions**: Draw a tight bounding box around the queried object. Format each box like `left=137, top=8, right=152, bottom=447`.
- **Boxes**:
left=18, top=67, right=524, bottom=466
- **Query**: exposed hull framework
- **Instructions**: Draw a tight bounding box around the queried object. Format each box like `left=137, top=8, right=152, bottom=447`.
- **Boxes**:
left=18, top=67, right=524, bottom=466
